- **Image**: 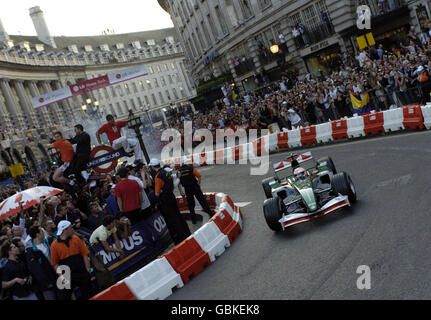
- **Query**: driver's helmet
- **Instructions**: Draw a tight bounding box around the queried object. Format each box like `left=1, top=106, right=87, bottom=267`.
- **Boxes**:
left=294, top=167, right=306, bottom=180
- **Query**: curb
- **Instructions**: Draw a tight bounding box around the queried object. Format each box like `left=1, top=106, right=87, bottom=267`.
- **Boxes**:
left=90, top=192, right=243, bottom=300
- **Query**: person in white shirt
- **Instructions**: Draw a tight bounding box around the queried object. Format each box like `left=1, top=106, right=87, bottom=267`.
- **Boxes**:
left=287, top=108, right=304, bottom=129
left=127, top=165, right=151, bottom=211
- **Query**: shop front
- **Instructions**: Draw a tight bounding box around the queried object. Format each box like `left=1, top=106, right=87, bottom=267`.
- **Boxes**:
left=302, top=41, right=342, bottom=75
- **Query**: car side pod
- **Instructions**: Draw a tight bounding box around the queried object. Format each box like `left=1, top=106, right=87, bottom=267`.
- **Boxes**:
left=278, top=195, right=351, bottom=230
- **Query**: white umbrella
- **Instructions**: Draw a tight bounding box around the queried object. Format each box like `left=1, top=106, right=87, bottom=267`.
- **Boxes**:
left=0, top=187, right=63, bottom=221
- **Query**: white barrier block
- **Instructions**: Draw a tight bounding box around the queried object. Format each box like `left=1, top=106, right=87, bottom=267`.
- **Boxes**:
left=123, top=257, right=184, bottom=300
left=192, top=221, right=231, bottom=263
left=383, top=108, right=404, bottom=132
left=347, top=116, right=365, bottom=138
left=421, top=105, right=431, bottom=129
left=215, top=193, right=226, bottom=212
left=287, top=129, right=302, bottom=148
left=267, top=133, right=279, bottom=152
left=315, top=122, right=333, bottom=143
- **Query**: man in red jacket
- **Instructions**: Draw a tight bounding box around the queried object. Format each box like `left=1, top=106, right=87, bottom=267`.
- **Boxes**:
left=96, top=114, right=144, bottom=164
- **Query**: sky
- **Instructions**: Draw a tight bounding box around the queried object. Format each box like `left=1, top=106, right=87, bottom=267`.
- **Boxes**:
left=0, top=0, right=174, bottom=37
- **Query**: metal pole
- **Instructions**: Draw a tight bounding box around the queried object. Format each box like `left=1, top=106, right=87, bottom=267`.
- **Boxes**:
left=135, top=127, right=150, bottom=164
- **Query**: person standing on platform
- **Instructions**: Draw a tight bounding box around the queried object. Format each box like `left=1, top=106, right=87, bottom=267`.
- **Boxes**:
left=96, top=115, right=144, bottom=164
left=150, top=159, right=191, bottom=245
left=177, top=159, right=214, bottom=224
left=68, top=124, right=91, bottom=186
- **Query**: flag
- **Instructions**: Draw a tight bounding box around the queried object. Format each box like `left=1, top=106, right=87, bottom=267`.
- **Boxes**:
left=350, top=92, right=373, bottom=115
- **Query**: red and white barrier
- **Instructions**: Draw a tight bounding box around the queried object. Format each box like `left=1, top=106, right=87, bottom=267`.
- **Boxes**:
left=90, top=192, right=244, bottom=300
left=161, top=106, right=428, bottom=168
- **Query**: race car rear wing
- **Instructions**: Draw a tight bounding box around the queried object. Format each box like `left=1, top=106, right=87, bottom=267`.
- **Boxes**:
left=273, top=152, right=314, bottom=173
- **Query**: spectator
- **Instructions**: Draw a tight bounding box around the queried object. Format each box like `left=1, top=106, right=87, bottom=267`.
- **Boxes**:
left=1, top=241, right=38, bottom=300
left=89, top=215, right=125, bottom=259
left=87, top=203, right=106, bottom=231
left=26, top=226, right=57, bottom=300
left=287, top=108, right=304, bottom=129
left=114, top=167, right=143, bottom=225
left=50, top=221, right=92, bottom=300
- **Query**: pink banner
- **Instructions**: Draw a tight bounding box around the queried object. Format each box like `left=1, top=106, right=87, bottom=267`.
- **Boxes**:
left=69, top=75, right=110, bottom=96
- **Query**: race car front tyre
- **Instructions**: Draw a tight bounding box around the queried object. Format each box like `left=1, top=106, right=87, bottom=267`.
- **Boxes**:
left=318, top=156, right=337, bottom=174
left=262, top=177, right=274, bottom=199
left=331, top=172, right=357, bottom=203
left=263, top=197, right=284, bottom=231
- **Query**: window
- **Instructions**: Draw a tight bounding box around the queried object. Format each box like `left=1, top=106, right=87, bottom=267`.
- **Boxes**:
left=146, top=80, right=152, bottom=90
left=215, top=6, right=229, bottom=35
left=165, top=90, right=171, bottom=101
left=156, top=65, right=162, bottom=73
left=117, top=85, right=124, bottom=96
left=144, top=95, right=150, bottom=105
left=168, top=75, right=173, bottom=84
left=132, top=83, right=138, bottom=93
left=191, top=32, right=202, bottom=55
left=201, top=20, right=212, bottom=47
left=179, top=87, right=186, bottom=98
left=149, top=66, right=154, bottom=74
left=130, top=99, right=136, bottom=110
left=258, top=0, right=272, bottom=9
left=116, top=102, right=123, bottom=114
left=196, top=27, right=206, bottom=50
left=161, top=76, right=166, bottom=86
left=171, top=63, right=176, bottom=70
left=159, top=92, right=165, bottom=104
left=225, top=0, right=239, bottom=27
left=139, top=81, right=145, bottom=91
left=125, top=84, right=131, bottom=95
left=302, top=5, right=319, bottom=30
left=111, top=87, right=117, bottom=98
left=151, top=93, right=158, bottom=105
left=154, top=78, right=160, bottom=88
left=137, top=97, right=143, bottom=107
left=109, top=104, right=115, bottom=115
left=103, top=88, right=109, bottom=99
left=239, top=0, right=253, bottom=19
left=207, top=14, right=219, bottom=38
left=172, top=88, right=179, bottom=100
left=164, top=64, right=169, bottom=71
left=176, top=74, right=182, bottom=83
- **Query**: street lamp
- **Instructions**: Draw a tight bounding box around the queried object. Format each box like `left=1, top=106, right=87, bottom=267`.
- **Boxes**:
left=127, top=113, right=150, bottom=164
left=270, top=44, right=280, bottom=54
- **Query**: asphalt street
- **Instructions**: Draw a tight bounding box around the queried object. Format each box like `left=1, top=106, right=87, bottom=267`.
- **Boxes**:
left=168, top=130, right=431, bottom=300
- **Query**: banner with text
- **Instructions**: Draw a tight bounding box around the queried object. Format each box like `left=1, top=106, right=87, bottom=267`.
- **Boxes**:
left=31, top=64, right=149, bottom=109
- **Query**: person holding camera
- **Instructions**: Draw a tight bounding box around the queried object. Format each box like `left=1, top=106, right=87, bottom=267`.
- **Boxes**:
left=1, top=241, right=38, bottom=300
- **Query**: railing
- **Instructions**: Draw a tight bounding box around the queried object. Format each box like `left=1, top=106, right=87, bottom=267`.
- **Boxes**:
left=0, top=46, right=183, bottom=67
left=355, top=0, right=406, bottom=17
left=259, top=51, right=278, bottom=66
left=293, top=22, right=335, bottom=50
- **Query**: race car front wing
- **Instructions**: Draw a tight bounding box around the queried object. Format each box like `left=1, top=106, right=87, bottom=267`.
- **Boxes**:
left=279, top=195, right=350, bottom=230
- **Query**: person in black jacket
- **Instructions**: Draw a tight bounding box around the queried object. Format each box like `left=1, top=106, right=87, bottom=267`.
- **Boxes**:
left=26, top=226, right=57, bottom=300
left=68, top=124, right=91, bottom=186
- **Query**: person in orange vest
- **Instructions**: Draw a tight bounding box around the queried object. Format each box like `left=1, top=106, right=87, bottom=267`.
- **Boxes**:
left=177, top=158, right=214, bottom=225
left=150, top=159, right=191, bottom=245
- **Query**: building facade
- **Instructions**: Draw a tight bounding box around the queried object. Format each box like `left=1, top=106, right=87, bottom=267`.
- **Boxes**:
left=0, top=6, right=196, bottom=174
left=158, top=0, right=431, bottom=91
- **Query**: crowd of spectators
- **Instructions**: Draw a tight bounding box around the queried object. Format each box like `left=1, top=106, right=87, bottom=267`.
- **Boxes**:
left=165, top=26, right=431, bottom=136
left=0, top=159, right=159, bottom=300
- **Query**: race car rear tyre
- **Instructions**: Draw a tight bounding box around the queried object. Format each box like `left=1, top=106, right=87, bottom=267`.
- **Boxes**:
left=263, top=197, right=284, bottom=232
left=331, top=172, right=357, bottom=203
left=318, top=156, right=337, bottom=174
left=262, top=177, right=274, bottom=199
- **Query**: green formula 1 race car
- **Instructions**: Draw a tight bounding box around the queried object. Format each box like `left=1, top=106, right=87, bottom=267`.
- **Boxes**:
left=262, top=152, right=357, bottom=232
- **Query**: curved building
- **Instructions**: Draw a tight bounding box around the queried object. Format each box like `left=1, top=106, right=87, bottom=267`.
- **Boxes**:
left=0, top=6, right=196, bottom=174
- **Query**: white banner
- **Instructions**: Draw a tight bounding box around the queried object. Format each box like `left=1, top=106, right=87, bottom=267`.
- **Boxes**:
left=108, top=64, right=149, bottom=85
left=31, top=86, right=72, bottom=109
